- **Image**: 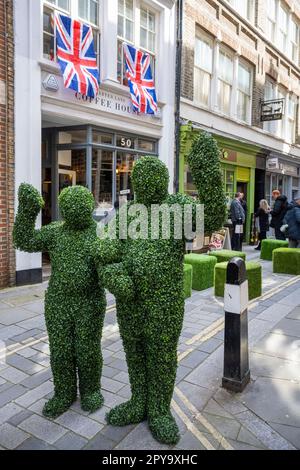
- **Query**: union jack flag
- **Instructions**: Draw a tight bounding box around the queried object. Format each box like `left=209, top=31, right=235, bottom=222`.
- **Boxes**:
left=54, top=13, right=99, bottom=99
left=124, top=44, right=158, bottom=115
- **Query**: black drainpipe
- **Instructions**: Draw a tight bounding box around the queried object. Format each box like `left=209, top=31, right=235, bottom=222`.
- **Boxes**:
left=174, top=0, right=183, bottom=193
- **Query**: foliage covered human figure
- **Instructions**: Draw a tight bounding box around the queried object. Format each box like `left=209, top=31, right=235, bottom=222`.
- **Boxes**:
left=103, top=157, right=198, bottom=445
left=13, top=184, right=118, bottom=418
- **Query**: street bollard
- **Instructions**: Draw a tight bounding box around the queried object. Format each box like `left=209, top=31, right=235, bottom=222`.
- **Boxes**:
left=222, top=257, right=250, bottom=393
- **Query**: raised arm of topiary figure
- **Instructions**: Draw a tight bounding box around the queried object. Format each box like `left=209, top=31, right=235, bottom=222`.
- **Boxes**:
left=13, top=183, right=58, bottom=253
left=13, top=183, right=120, bottom=419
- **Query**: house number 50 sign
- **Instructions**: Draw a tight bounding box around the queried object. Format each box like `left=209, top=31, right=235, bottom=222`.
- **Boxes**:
left=120, top=137, right=132, bottom=148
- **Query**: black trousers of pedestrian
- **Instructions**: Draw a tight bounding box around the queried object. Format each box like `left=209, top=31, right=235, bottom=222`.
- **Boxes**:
left=256, top=231, right=267, bottom=250
left=231, top=224, right=242, bottom=251
left=274, top=226, right=286, bottom=241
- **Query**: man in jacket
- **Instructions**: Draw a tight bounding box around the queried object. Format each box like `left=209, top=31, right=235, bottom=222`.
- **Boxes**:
left=230, top=193, right=245, bottom=251
left=270, top=190, right=288, bottom=240
left=283, top=191, right=300, bottom=248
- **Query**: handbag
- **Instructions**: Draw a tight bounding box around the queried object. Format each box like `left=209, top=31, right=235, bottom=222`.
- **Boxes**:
left=235, top=224, right=244, bottom=234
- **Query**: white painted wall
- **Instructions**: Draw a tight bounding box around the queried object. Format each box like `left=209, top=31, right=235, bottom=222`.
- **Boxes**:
left=14, top=0, right=43, bottom=273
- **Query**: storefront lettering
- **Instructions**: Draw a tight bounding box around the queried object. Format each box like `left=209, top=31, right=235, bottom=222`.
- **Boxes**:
left=75, top=91, right=133, bottom=115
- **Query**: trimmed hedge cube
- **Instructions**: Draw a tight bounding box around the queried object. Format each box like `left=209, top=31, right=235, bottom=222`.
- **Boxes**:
left=215, top=261, right=262, bottom=300
left=184, top=254, right=217, bottom=291
left=261, top=239, right=289, bottom=261
left=273, top=248, right=300, bottom=275
left=184, top=264, right=193, bottom=299
left=209, top=249, right=246, bottom=264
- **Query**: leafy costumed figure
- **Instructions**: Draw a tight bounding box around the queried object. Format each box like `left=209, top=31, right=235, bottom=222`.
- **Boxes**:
left=103, top=156, right=200, bottom=445
left=13, top=184, right=119, bottom=418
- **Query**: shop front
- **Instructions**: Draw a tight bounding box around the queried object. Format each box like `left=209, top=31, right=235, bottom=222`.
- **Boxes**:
left=265, top=155, right=300, bottom=206
left=42, top=125, right=158, bottom=225
left=180, top=124, right=259, bottom=242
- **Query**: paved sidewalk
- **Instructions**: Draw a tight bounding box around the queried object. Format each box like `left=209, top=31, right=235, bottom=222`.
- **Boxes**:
left=0, top=247, right=300, bottom=450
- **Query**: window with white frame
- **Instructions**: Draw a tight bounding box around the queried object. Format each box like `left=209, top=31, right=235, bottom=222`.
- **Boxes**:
left=194, top=35, right=213, bottom=107
left=278, top=4, right=288, bottom=53
left=264, top=79, right=277, bottom=134
left=265, top=1, right=300, bottom=65
left=226, top=0, right=255, bottom=22
left=237, top=62, right=252, bottom=122
left=218, top=50, right=234, bottom=116
left=43, top=0, right=100, bottom=69
left=290, top=19, right=299, bottom=64
left=286, top=94, right=297, bottom=143
left=117, top=0, right=134, bottom=85
left=117, top=2, right=157, bottom=86
left=266, top=0, right=276, bottom=43
left=276, top=88, right=285, bottom=138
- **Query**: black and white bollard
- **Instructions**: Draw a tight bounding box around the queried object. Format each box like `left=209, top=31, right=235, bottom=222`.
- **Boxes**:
left=222, top=257, right=250, bottom=393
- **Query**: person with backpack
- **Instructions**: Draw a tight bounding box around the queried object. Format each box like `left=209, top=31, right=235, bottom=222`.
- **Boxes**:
left=270, top=190, right=288, bottom=240
left=282, top=192, right=300, bottom=248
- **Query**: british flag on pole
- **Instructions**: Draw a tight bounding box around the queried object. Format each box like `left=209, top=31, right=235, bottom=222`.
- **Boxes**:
left=54, top=13, right=99, bottom=99
left=124, top=44, right=158, bottom=115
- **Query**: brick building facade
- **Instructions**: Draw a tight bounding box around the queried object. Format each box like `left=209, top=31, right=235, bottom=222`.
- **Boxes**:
left=180, top=0, right=300, bottom=241
left=0, top=0, right=14, bottom=288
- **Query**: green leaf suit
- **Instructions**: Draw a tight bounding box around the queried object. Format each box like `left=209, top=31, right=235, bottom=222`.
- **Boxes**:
left=13, top=184, right=119, bottom=418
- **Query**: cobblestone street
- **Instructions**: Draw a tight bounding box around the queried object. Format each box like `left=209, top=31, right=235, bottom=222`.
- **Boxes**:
left=0, top=247, right=300, bottom=450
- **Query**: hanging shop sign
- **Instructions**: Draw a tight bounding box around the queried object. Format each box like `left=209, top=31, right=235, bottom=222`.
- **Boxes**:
left=266, top=157, right=279, bottom=170
left=260, top=99, right=285, bottom=122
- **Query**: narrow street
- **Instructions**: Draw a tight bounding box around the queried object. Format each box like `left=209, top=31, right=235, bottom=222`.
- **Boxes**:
left=0, top=247, right=299, bottom=450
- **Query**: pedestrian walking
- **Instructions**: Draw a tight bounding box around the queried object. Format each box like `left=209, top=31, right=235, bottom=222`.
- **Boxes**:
left=254, top=199, right=270, bottom=251
left=270, top=190, right=288, bottom=240
left=282, top=191, right=300, bottom=248
left=230, top=193, right=245, bottom=251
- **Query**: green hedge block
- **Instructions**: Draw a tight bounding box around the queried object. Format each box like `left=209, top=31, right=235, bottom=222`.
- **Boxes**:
left=183, top=264, right=193, bottom=299
left=184, top=254, right=217, bottom=291
left=214, top=261, right=262, bottom=300
left=209, top=249, right=246, bottom=264
left=261, top=239, right=289, bottom=261
left=273, top=248, right=300, bottom=275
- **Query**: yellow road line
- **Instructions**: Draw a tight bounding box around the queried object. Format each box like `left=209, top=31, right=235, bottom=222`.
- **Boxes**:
left=174, top=387, right=234, bottom=450
left=171, top=398, right=216, bottom=450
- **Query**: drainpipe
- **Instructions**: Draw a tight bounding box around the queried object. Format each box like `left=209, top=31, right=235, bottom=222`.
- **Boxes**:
left=174, top=0, right=183, bottom=193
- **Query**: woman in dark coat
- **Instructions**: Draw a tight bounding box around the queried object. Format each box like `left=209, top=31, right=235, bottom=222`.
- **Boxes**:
left=255, top=199, right=270, bottom=250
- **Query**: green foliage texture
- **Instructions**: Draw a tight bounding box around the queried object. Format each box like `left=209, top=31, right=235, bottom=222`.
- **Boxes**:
left=214, top=261, right=262, bottom=299
left=13, top=184, right=120, bottom=418
left=208, top=249, right=246, bottom=264
left=104, top=156, right=199, bottom=445
left=273, top=248, right=300, bottom=275
left=184, top=254, right=217, bottom=291
left=260, top=239, right=289, bottom=261
left=183, top=264, right=193, bottom=299
left=186, top=132, right=227, bottom=234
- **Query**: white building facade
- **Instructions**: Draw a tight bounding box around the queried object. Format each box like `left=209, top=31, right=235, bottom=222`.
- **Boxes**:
left=14, top=0, right=176, bottom=284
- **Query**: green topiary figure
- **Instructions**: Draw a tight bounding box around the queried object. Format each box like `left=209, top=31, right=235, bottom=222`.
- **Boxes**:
left=13, top=184, right=120, bottom=419
left=104, top=156, right=198, bottom=445
left=187, top=132, right=227, bottom=234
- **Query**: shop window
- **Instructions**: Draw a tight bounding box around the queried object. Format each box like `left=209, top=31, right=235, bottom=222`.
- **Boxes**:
left=43, top=1, right=100, bottom=71
left=116, top=152, right=135, bottom=197
left=117, top=1, right=156, bottom=86
left=194, top=34, right=213, bottom=107
left=237, top=62, right=252, bottom=123
left=58, top=129, right=87, bottom=144
left=92, top=149, right=113, bottom=213
left=218, top=50, right=233, bottom=116
left=137, top=138, right=156, bottom=152
left=93, top=131, right=113, bottom=145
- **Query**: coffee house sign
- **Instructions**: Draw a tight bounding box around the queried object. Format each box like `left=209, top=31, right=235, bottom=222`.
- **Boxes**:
left=42, top=73, right=161, bottom=120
